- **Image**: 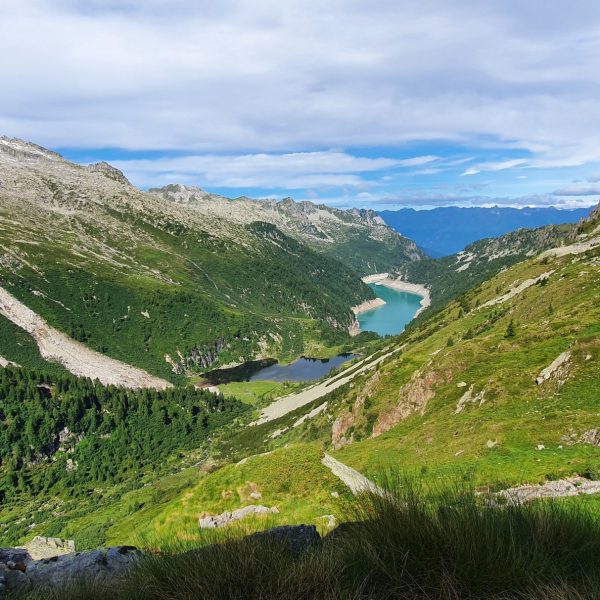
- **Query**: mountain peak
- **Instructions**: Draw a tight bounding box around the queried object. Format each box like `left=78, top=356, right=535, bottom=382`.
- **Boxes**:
left=148, top=183, right=225, bottom=204
left=0, top=136, right=63, bottom=162
left=87, top=161, right=130, bottom=186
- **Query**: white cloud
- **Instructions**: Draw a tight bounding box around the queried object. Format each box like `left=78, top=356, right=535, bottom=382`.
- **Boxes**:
left=461, top=159, right=528, bottom=176
left=1, top=0, right=600, bottom=164
left=111, top=150, right=433, bottom=189
left=553, top=183, right=600, bottom=196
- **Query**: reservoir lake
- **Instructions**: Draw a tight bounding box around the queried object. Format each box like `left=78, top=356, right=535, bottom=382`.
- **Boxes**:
left=207, top=283, right=421, bottom=384
left=357, top=283, right=423, bottom=336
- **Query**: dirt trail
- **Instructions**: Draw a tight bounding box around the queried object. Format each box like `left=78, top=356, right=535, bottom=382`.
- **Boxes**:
left=0, top=285, right=171, bottom=389
left=322, top=453, right=384, bottom=496
left=254, top=345, right=403, bottom=425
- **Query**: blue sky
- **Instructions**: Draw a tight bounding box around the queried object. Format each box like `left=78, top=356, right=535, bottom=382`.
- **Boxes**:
left=2, top=0, right=600, bottom=210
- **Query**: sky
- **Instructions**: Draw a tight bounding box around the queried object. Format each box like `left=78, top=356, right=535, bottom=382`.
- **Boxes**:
left=1, top=0, right=600, bottom=210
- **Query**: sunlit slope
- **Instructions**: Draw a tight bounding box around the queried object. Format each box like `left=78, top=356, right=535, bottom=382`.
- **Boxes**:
left=0, top=138, right=383, bottom=379
left=238, top=207, right=600, bottom=491
left=329, top=222, right=600, bottom=487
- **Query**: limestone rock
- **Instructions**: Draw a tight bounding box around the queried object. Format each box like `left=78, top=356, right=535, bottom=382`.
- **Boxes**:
left=198, top=505, right=279, bottom=529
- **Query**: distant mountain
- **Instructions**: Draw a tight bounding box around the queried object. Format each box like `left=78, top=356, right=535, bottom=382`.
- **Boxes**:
left=150, top=184, right=426, bottom=274
left=380, top=206, right=592, bottom=256
left=0, top=137, right=424, bottom=381
left=398, top=223, right=574, bottom=310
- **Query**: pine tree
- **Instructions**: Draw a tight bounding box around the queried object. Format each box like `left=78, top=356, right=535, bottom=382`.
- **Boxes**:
left=505, top=319, right=516, bottom=339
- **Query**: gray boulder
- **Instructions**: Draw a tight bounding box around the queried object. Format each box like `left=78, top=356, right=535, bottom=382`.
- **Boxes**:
left=0, top=545, right=141, bottom=594
left=199, top=504, right=279, bottom=528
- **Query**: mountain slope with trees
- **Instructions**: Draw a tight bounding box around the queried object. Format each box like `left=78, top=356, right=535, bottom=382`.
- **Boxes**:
left=0, top=137, right=424, bottom=380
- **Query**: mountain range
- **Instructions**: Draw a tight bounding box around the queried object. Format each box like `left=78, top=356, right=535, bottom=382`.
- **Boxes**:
left=0, top=137, right=599, bottom=594
left=0, top=137, right=422, bottom=382
left=380, top=206, right=592, bottom=256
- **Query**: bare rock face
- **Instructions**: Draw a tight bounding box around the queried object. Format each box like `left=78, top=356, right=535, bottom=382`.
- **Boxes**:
left=372, top=368, right=443, bottom=437
left=581, top=429, right=600, bottom=447
left=22, top=536, right=75, bottom=560
left=0, top=543, right=141, bottom=594
left=198, top=505, right=279, bottom=529
left=87, top=161, right=130, bottom=186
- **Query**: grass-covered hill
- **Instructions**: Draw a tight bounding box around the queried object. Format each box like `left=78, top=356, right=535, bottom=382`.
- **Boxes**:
left=128, top=201, right=599, bottom=538
left=4, top=202, right=597, bottom=556
left=398, top=223, right=573, bottom=310
left=0, top=137, right=423, bottom=380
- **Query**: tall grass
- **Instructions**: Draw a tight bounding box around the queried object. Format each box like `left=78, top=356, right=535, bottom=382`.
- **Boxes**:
left=18, top=475, right=600, bottom=599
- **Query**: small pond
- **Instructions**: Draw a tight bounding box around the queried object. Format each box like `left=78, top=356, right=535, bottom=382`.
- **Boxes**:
left=205, top=353, right=358, bottom=384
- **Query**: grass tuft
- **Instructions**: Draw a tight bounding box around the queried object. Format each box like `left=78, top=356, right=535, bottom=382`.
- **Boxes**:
left=16, top=476, right=600, bottom=599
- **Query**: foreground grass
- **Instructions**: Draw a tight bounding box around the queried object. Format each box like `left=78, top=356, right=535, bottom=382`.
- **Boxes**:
left=18, top=478, right=600, bottom=600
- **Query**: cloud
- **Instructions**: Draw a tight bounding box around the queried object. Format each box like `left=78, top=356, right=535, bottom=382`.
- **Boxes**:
left=1, top=0, right=600, bottom=165
left=111, top=150, right=433, bottom=189
left=3, top=1, right=600, bottom=209
left=553, top=183, right=600, bottom=196
left=461, top=159, right=528, bottom=176
left=364, top=193, right=597, bottom=210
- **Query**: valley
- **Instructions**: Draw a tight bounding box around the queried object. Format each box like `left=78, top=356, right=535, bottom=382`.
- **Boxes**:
left=0, top=137, right=599, bottom=598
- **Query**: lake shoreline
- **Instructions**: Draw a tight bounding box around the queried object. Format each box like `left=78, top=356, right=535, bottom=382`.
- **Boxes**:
left=368, top=274, right=431, bottom=318
left=351, top=273, right=431, bottom=335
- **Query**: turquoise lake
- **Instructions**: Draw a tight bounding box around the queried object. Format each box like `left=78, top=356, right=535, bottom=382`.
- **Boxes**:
left=357, top=283, right=423, bottom=336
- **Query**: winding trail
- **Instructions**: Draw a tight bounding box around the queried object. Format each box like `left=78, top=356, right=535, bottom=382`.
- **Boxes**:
left=254, top=344, right=403, bottom=425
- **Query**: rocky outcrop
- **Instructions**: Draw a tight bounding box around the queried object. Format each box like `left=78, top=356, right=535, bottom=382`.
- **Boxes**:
left=165, top=338, right=227, bottom=374
left=581, top=429, right=600, bottom=447
left=198, top=505, right=279, bottom=528
left=322, top=453, right=384, bottom=496
left=0, top=543, right=141, bottom=594
left=455, top=384, right=486, bottom=414
left=87, top=161, right=130, bottom=186
left=332, top=371, right=380, bottom=448
left=372, top=368, right=441, bottom=437
left=535, top=350, right=571, bottom=385
left=491, top=477, right=600, bottom=506
left=22, top=536, right=75, bottom=560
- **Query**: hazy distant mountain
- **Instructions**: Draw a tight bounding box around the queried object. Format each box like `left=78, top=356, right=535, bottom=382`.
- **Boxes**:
left=380, top=206, right=592, bottom=256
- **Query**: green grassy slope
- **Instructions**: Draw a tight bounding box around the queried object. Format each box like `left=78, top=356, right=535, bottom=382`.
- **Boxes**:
left=399, top=223, right=572, bottom=311
left=0, top=140, right=388, bottom=379
left=165, top=211, right=599, bottom=529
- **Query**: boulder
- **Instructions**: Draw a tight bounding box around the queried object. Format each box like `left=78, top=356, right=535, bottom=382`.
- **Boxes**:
left=198, top=505, right=279, bottom=529
left=0, top=544, right=141, bottom=594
